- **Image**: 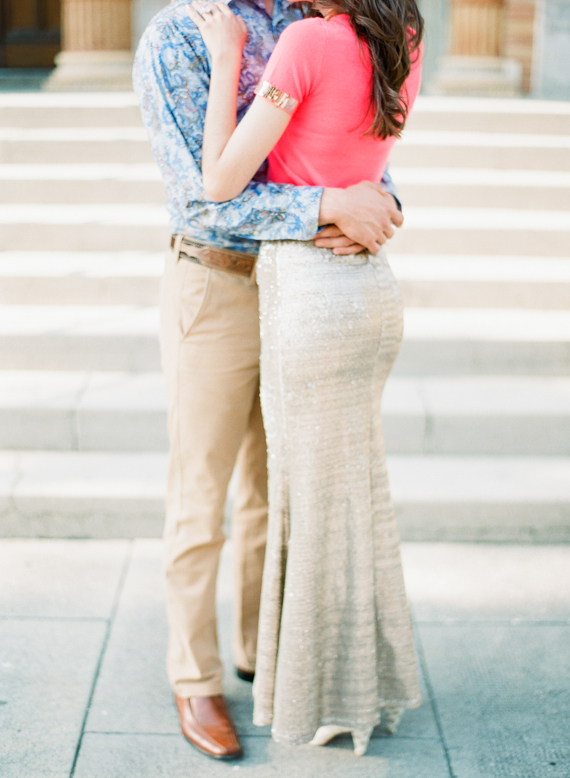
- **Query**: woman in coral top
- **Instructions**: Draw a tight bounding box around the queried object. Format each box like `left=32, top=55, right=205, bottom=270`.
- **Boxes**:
left=189, top=0, right=423, bottom=756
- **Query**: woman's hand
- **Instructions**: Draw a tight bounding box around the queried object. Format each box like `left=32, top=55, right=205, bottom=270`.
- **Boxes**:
left=188, top=2, right=247, bottom=65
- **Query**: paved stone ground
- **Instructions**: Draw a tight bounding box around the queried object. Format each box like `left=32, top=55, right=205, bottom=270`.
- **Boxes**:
left=1, top=540, right=569, bottom=778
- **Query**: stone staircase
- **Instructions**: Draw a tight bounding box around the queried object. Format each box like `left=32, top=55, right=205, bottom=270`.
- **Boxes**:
left=1, top=92, right=569, bottom=541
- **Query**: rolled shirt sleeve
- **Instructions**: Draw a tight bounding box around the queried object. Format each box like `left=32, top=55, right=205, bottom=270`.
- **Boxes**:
left=133, top=8, right=324, bottom=254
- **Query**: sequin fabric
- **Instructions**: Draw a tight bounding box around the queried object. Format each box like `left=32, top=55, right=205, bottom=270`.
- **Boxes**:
left=253, top=240, right=421, bottom=744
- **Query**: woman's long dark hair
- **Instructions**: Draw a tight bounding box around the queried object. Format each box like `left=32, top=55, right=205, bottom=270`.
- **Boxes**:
left=311, top=0, right=423, bottom=139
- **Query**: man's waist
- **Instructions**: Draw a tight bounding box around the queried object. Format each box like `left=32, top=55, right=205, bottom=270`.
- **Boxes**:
left=172, top=235, right=258, bottom=278
left=167, top=211, right=261, bottom=255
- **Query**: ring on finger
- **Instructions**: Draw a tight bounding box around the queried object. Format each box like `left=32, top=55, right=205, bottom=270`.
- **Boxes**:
left=194, top=2, right=213, bottom=14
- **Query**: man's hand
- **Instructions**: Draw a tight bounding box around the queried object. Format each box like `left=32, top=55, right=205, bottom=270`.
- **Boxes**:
left=318, top=181, right=404, bottom=255
left=314, top=225, right=366, bottom=255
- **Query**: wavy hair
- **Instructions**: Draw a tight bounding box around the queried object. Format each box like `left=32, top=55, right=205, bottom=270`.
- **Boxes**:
left=311, top=0, right=423, bottom=139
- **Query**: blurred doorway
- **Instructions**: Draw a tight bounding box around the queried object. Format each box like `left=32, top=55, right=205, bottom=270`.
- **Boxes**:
left=0, top=0, right=61, bottom=68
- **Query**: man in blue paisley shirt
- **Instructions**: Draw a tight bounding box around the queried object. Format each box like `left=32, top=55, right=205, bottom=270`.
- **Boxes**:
left=134, top=0, right=404, bottom=759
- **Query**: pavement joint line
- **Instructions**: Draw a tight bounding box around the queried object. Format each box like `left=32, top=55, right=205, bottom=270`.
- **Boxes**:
left=415, top=620, right=570, bottom=625
left=415, top=632, right=456, bottom=778
left=80, top=730, right=441, bottom=740
left=81, top=731, right=275, bottom=739
left=407, top=540, right=570, bottom=546
left=0, top=615, right=110, bottom=622
left=82, top=731, right=183, bottom=738
left=69, top=539, right=134, bottom=778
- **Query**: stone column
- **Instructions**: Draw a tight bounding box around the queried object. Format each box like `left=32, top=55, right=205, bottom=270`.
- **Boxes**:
left=433, top=0, right=523, bottom=95
left=46, top=0, right=133, bottom=90
left=450, top=0, right=504, bottom=56
left=532, top=0, right=570, bottom=98
left=503, top=0, right=537, bottom=92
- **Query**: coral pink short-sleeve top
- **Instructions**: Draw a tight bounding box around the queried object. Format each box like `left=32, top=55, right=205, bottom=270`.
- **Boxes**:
left=256, top=14, right=422, bottom=189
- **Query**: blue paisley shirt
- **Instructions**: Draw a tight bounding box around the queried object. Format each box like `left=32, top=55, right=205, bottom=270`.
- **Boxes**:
left=133, top=0, right=399, bottom=254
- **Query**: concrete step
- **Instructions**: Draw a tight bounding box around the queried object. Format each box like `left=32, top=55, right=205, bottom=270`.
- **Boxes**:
left=0, top=252, right=163, bottom=306
left=0, top=129, right=155, bottom=165
left=0, top=92, right=142, bottom=128
left=2, top=125, right=570, bottom=169
left=0, top=203, right=170, bottom=252
left=2, top=92, right=569, bottom=135
left=0, top=305, right=160, bottom=371
left=383, top=375, right=570, bottom=455
left=1, top=448, right=568, bottom=540
left=3, top=252, right=570, bottom=309
left=388, top=454, right=570, bottom=541
left=0, top=223, right=170, bottom=252
left=0, top=180, right=165, bottom=205
left=0, top=449, right=167, bottom=538
left=395, top=308, right=570, bottom=375
left=392, top=132, right=570, bottom=171
left=2, top=135, right=567, bottom=170
left=2, top=205, right=570, bottom=255
left=0, top=371, right=168, bottom=452
left=2, top=165, right=569, bottom=210
left=390, top=219, right=570, bottom=257
left=398, top=186, right=570, bottom=211
left=394, top=167, right=570, bottom=210
left=407, top=97, right=570, bottom=135
left=390, top=255, right=570, bottom=309
left=0, top=305, right=569, bottom=374
left=0, top=163, right=164, bottom=205
left=1, top=371, right=569, bottom=456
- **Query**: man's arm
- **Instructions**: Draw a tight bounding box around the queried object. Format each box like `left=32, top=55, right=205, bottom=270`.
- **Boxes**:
left=134, top=16, right=322, bottom=244
left=315, top=181, right=403, bottom=255
left=133, top=11, right=402, bottom=253
left=380, top=168, right=402, bottom=212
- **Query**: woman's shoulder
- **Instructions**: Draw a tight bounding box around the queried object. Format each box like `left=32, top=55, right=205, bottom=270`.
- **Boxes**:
left=276, top=15, right=328, bottom=50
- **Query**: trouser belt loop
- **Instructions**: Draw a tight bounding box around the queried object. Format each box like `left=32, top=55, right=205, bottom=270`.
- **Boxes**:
left=172, top=234, right=184, bottom=262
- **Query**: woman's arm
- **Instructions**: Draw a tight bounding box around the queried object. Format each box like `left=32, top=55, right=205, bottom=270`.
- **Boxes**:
left=188, top=2, right=292, bottom=203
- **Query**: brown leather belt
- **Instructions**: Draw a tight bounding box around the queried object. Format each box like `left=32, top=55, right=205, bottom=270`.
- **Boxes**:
left=171, top=235, right=257, bottom=277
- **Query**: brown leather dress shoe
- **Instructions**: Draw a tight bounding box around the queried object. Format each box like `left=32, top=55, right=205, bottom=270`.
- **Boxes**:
left=175, top=694, right=242, bottom=760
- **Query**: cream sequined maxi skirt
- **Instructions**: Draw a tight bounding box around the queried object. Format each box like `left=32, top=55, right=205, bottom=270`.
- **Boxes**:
left=253, top=240, right=421, bottom=745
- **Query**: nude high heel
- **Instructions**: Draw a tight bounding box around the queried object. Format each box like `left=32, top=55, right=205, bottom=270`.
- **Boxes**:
left=309, top=724, right=374, bottom=756
left=384, top=706, right=404, bottom=734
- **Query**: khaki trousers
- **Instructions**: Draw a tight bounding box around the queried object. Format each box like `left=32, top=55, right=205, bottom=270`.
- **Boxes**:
left=160, top=242, right=267, bottom=698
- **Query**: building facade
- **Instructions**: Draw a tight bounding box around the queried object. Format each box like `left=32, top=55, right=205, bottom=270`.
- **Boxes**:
left=0, top=0, right=568, bottom=97
left=0, top=0, right=168, bottom=89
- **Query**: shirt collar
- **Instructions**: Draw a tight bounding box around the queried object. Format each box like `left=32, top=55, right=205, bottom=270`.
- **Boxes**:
left=228, top=0, right=287, bottom=19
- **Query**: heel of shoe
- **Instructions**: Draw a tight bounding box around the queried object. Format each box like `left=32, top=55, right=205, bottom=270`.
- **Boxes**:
left=351, top=726, right=373, bottom=756
left=384, top=706, right=404, bottom=735
left=310, top=725, right=350, bottom=747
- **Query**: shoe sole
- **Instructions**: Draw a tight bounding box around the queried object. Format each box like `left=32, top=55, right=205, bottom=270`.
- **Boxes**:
left=236, top=667, right=255, bottom=683
left=182, top=732, right=243, bottom=761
